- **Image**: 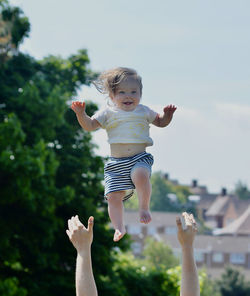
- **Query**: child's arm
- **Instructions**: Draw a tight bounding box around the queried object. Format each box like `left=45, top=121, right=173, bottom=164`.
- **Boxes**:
left=71, top=101, right=101, bottom=131
left=152, top=104, right=177, bottom=127
left=176, top=212, right=200, bottom=296
left=66, top=215, right=98, bottom=296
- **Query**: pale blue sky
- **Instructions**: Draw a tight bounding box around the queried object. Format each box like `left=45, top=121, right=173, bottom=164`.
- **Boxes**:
left=9, top=0, right=250, bottom=193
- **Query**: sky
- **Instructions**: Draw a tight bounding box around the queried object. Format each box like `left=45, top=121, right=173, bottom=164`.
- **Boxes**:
left=9, top=0, right=250, bottom=193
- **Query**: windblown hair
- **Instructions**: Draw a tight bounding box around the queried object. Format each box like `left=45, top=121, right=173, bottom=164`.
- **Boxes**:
left=93, top=67, right=143, bottom=96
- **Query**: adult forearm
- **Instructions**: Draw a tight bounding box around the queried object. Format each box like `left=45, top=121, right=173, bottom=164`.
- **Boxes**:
left=76, top=113, right=95, bottom=131
left=76, top=250, right=98, bottom=296
left=180, top=246, right=200, bottom=296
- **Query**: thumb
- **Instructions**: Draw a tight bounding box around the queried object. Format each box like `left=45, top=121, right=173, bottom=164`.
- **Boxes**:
left=176, top=216, right=182, bottom=231
left=87, top=216, right=94, bottom=231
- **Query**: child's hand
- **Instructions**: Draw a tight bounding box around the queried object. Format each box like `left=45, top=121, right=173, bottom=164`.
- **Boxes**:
left=66, top=215, right=94, bottom=253
left=71, top=101, right=86, bottom=115
left=163, top=104, right=177, bottom=117
left=176, top=212, right=197, bottom=249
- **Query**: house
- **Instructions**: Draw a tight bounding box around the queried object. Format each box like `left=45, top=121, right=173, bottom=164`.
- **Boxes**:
left=159, top=233, right=250, bottom=279
left=124, top=210, right=179, bottom=255
left=188, top=179, right=209, bottom=195
left=124, top=210, right=250, bottom=279
left=205, top=189, right=250, bottom=229
left=214, top=205, right=250, bottom=236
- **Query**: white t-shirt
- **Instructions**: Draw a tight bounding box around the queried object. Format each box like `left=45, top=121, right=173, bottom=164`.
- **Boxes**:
left=92, top=104, right=158, bottom=146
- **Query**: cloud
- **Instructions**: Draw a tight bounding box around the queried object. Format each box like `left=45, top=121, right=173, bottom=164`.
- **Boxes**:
left=215, top=102, right=250, bottom=130
left=77, top=87, right=250, bottom=193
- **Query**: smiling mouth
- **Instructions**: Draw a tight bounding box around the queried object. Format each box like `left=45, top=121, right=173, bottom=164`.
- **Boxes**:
left=123, top=102, right=133, bottom=105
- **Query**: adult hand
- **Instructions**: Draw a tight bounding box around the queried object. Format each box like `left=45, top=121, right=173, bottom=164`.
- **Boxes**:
left=176, top=212, right=197, bottom=249
left=66, top=215, right=94, bottom=253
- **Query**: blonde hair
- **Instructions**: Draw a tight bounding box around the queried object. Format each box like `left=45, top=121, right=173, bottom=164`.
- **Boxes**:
left=93, top=67, right=142, bottom=96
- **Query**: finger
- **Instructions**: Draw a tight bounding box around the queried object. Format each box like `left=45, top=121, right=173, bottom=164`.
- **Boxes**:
left=190, top=214, right=196, bottom=225
left=183, top=212, right=192, bottom=226
left=66, top=229, right=72, bottom=240
left=75, top=215, right=85, bottom=229
left=72, top=216, right=79, bottom=227
left=68, top=218, right=74, bottom=232
left=176, top=216, right=183, bottom=231
left=87, top=216, right=94, bottom=231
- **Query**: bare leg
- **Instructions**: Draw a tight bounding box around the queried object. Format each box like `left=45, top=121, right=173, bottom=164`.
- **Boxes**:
left=107, top=191, right=126, bottom=242
left=131, top=168, right=152, bottom=224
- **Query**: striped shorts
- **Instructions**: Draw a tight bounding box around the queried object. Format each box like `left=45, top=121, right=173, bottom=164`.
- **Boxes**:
left=104, top=152, right=154, bottom=201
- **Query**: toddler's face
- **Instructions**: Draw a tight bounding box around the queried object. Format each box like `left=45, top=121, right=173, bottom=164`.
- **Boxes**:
left=110, top=77, right=141, bottom=111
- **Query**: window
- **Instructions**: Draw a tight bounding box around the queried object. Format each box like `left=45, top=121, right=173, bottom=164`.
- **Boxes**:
left=128, top=225, right=141, bottom=235
left=165, top=226, right=177, bottom=235
left=131, top=242, right=142, bottom=254
left=212, top=252, right=224, bottom=263
left=147, top=226, right=156, bottom=235
left=194, top=251, right=204, bottom=262
left=230, top=253, right=245, bottom=264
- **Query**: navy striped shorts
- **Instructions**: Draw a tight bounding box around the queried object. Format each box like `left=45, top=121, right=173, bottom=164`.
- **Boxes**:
left=104, top=152, right=154, bottom=201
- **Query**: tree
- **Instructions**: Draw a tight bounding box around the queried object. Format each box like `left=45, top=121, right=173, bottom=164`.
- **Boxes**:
left=150, top=171, right=196, bottom=214
left=235, top=181, right=250, bottom=200
left=217, top=265, right=250, bottom=296
left=150, top=171, right=176, bottom=211
left=0, top=2, right=128, bottom=295
left=110, top=250, right=211, bottom=296
left=0, top=0, right=30, bottom=61
left=142, top=237, right=179, bottom=270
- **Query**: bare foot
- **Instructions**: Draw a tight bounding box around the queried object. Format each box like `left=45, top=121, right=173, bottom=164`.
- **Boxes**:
left=113, top=228, right=126, bottom=242
left=139, top=209, right=152, bottom=224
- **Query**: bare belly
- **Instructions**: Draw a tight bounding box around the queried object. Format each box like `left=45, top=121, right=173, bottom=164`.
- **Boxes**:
left=110, top=143, right=147, bottom=157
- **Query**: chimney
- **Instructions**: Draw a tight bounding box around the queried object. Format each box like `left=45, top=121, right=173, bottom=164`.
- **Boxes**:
left=192, top=179, right=198, bottom=188
left=164, top=173, right=169, bottom=180
left=221, top=188, right=227, bottom=196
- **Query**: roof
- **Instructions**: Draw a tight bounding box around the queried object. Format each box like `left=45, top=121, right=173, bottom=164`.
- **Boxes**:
left=196, top=193, right=218, bottom=210
left=206, top=196, right=229, bottom=216
left=189, top=186, right=208, bottom=195
left=206, top=195, right=250, bottom=217
left=214, top=205, right=250, bottom=236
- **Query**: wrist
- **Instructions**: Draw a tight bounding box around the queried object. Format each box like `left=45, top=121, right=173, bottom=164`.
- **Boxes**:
left=77, top=245, right=91, bottom=256
left=181, top=244, right=194, bottom=252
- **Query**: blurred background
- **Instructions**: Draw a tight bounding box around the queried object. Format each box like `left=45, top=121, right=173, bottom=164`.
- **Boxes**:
left=1, top=0, right=250, bottom=295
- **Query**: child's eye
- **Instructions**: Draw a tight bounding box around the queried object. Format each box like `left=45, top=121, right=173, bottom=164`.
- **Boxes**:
left=119, top=91, right=125, bottom=94
left=131, top=91, right=137, bottom=94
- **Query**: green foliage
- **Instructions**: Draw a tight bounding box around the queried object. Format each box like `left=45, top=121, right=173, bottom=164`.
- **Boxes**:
left=0, top=277, right=27, bottom=296
left=124, top=192, right=139, bottom=210
left=0, top=2, right=214, bottom=296
left=142, top=237, right=179, bottom=269
left=150, top=171, right=174, bottom=211
left=216, top=265, right=250, bottom=296
left=199, top=269, right=221, bottom=296
left=234, top=181, right=250, bottom=200
left=150, top=171, right=196, bottom=214
left=112, top=252, right=180, bottom=296
left=0, top=2, right=129, bottom=295
left=101, top=251, right=210, bottom=296
left=0, top=1, right=30, bottom=60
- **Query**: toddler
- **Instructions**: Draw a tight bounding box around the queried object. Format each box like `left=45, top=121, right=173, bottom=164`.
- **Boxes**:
left=71, top=67, right=176, bottom=242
